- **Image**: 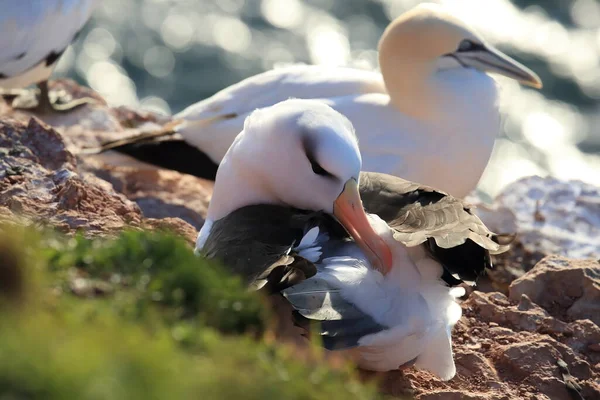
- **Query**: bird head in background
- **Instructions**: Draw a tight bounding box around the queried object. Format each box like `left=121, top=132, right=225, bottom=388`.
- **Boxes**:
left=379, top=3, right=542, bottom=89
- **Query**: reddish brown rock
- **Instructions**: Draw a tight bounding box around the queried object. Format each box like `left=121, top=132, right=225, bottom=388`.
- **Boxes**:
left=468, top=176, right=600, bottom=295
left=0, top=114, right=196, bottom=241
left=380, top=289, right=600, bottom=400
left=3, top=77, right=600, bottom=400
left=509, top=255, right=600, bottom=325
left=144, top=217, right=198, bottom=245
left=494, top=337, right=594, bottom=400
left=82, top=153, right=212, bottom=230
left=464, top=291, right=570, bottom=334
left=417, top=391, right=509, bottom=400
left=566, top=320, right=600, bottom=364
left=0, top=117, right=140, bottom=235
left=496, top=338, right=590, bottom=380
left=0, top=80, right=211, bottom=237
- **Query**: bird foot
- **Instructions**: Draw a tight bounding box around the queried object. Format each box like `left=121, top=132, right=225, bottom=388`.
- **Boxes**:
left=1, top=85, right=96, bottom=114
left=0, top=88, right=26, bottom=102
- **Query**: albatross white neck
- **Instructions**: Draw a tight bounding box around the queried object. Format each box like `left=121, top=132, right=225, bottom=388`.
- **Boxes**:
left=196, top=160, right=275, bottom=251
left=206, top=159, right=276, bottom=223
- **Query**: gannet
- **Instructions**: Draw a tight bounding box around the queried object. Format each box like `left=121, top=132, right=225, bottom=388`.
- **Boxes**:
left=197, top=99, right=510, bottom=379
left=0, top=0, right=99, bottom=113
left=90, top=2, right=542, bottom=198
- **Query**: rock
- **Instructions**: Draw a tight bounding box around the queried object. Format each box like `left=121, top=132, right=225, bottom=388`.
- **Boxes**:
left=509, top=256, right=600, bottom=325
left=495, top=338, right=595, bottom=400
left=7, top=118, right=76, bottom=170
left=455, top=289, right=600, bottom=400
left=3, top=76, right=600, bottom=400
left=82, top=153, right=212, bottom=230
left=0, top=80, right=115, bottom=137
left=468, top=176, right=600, bottom=294
left=0, top=117, right=140, bottom=235
left=496, top=338, right=591, bottom=379
left=144, top=217, right=198, bottom=245
left=1, top=80, right=212, bottom=237
left=455, top=351, right=499, bottom=380
left=0, top=80, right=171, bottom=155
left=417, top=391, right=505, bottom=400
left=565, top=318, right=600, bottom=364
left=0, top=113, right=196, bottom=242
left=463, top=291, right=567, bottom=334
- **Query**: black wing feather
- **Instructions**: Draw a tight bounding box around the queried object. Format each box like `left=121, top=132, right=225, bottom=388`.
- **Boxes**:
left=359, top=171, right=512, bottom=286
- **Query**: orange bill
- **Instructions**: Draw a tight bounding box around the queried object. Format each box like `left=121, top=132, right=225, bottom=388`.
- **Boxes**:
left=333, top=178, right=393, bottom=274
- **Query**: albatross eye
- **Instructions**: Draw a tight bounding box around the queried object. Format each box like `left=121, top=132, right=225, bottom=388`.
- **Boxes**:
left=308, top=155, right=334, bottom=178
left=302, top=135, right=335, bottom=178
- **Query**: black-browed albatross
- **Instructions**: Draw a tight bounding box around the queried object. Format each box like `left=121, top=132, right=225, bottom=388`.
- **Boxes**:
left=196, top=99, right=511, bottom=380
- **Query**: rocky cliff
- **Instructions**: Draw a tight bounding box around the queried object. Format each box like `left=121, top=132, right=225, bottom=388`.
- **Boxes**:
left=1, top=80, right=598, bottom=399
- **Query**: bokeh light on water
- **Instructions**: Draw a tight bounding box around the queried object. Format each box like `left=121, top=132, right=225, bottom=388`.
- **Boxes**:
left=54, top=0, right=600, bottom=199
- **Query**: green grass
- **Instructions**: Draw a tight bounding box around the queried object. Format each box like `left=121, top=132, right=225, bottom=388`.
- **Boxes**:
left=0, top=224, right=382, bottom=400
left=43, top=229, right=267, bottom=335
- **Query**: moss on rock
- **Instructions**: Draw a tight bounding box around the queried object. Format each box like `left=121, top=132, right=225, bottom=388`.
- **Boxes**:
left=0, top=224, right=382, bottom=400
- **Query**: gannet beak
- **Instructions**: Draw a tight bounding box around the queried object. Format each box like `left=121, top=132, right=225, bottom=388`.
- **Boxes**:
left=455, top=44, right=543, bottom=89
left=333, top=178, right=393, bottom=274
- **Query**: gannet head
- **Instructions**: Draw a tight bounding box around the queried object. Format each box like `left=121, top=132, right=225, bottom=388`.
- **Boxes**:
left=206, top=99, right=392, bottom=273
left=379, top=3, right=542, bottom=89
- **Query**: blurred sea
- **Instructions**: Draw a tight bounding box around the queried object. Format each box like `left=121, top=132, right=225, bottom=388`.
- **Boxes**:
left=56, top=0, right=600, bottom=199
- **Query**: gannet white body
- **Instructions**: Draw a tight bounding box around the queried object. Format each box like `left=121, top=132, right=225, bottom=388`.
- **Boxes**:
left=197, top=99, right=510, bottom=379
left=0, top=0, right=99, bottom=113
left=164, top=3, right=542, bottom=198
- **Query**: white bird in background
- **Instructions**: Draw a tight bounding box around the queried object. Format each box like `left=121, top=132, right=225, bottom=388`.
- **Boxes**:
left=198, top=99, right=510, bottom=379
left=0, top=0, right=99, bottom=114
left=93, top=2, right=542, bottom=198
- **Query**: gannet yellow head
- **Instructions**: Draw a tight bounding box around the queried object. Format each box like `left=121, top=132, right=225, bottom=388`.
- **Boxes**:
left=379, top=3, right=542, bottom=89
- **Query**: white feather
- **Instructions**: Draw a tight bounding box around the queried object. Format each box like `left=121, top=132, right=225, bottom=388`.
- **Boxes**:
left=296, top=226, right=320, bottom=250
left=294, top=226, right=331, bottom=263
left=297, top=248, right=322, bottom=263
left=300, top=214, right=463, bottom=380
left=168, top=1, right=536, bottom=198
left=195, top=219, right=213, bottom=253
left=175, top=63, right=497, bottom=197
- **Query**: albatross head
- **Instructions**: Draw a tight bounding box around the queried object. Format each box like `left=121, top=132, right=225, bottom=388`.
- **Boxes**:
left=204, top=99, right=392, bottom=273
left=379, top=3, right=542, bottom=89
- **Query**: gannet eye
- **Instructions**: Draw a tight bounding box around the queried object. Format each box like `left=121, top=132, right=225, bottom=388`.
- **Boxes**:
left=457, top=39, right=484, bottom=52
left=457, top=39, right=473, bottom=52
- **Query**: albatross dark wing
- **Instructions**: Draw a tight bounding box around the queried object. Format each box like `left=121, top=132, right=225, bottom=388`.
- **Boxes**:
left=283, top=273, right=387, bottom=350
left=251, top=254, right=316, bottom=294
left=359, top=171, right=512, bottom=285
left=200, top=205, right=344, bottom=292
left=200, top=204, right=387, bottom=350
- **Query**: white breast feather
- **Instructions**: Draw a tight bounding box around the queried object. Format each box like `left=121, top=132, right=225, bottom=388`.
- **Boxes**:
left=314, top=214, right=463, bottom=380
